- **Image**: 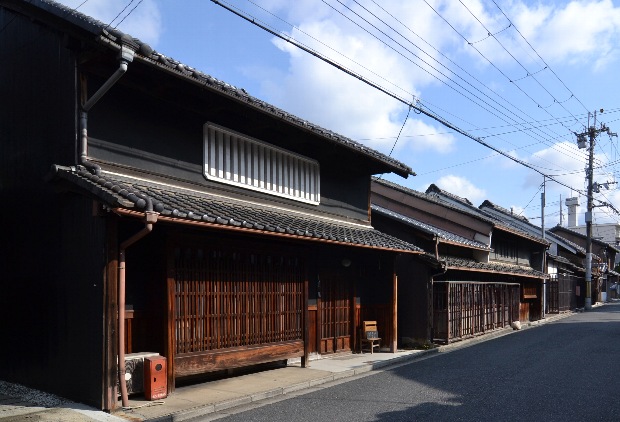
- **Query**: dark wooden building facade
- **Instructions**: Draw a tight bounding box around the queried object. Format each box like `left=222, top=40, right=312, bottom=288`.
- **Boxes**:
left=479, top=200, right=587, bottom=313
left=549, top=225, right=619, bottom=305
left=0, top=0, right=422, bottom=411
left=371, top=179, right=547, bottom=344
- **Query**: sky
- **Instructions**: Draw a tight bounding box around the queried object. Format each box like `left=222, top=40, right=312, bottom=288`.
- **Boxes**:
left=55, top=0, right=620, bottom=230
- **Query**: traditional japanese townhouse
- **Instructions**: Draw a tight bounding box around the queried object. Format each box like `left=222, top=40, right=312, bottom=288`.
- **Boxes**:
left=479, top=200, right=586, bottom=313
left=424, top=185, right=550, bottom=322
left=548, top=225, right=620, bottom=304
left=0, top=0, right=423, bottom=411
left=371, top=179, right=547, bottom=344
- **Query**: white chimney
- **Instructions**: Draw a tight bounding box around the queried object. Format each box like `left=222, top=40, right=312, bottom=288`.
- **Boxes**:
left=565, top=197, right=580, bottom=227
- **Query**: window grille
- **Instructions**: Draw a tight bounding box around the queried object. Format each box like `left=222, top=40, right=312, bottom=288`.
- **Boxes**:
left=204, top=123, right=320, bottom=204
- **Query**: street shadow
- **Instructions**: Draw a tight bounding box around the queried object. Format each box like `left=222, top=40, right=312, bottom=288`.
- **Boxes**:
left=365, top=302, right=620, bottom=421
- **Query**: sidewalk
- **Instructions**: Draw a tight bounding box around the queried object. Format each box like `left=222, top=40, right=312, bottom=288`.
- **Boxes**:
left=0, top=310, right=576, bottom=422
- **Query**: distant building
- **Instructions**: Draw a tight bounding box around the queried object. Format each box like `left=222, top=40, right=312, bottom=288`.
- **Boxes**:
left=565, top=197, right=620, bottom=265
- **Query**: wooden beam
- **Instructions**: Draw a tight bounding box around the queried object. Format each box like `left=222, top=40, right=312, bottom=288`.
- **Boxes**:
left=174, top=341, right=304, bottom=377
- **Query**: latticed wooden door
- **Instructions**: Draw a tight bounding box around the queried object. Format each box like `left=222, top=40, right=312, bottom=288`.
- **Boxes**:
left=171, top=247, right=304, bottom=355
left=319, top=274, right=352, bottom=353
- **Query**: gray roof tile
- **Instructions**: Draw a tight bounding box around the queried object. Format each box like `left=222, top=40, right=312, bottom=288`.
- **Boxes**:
left=51, top=166, right=422, bottom=253
left=442, top=256, right=546, bottom=278
left=372, top=204, right=489, bottom=250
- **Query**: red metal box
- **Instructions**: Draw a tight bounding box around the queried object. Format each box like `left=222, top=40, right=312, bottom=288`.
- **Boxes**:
left=144, top=356, right=167, bottom=400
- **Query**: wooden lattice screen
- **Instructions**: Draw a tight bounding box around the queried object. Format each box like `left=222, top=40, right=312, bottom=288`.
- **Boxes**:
left=547, top=274, right=578, bottom=313
left=320, top=277, right=351, bottom=352
left=433, top=281, right=520, bottom=343
left=173, top=248, right=304, bottom=354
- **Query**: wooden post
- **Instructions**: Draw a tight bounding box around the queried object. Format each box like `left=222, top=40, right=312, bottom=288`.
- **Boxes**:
left=391, top=272, right=397, bottom=353
left=316, top=278, right=322, bottom=354
left=166, top=246, right=176, bottom=394
left=302, top=274, right=309, bottom=368
left=103, top=216, right=118, bottom=411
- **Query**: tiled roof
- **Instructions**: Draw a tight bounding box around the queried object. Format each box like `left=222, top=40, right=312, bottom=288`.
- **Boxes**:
left=425, top=185, right=549, bottom=245
left=51, top=166, right=422, bottom=253
left=547, top=253, right=584, bottom=272
left=373, top=178, right=495, bottom=225
left=23, top=0, right=413, bottom=178
left=479, top=200, right=529, bottom=223
left=480, top=200, right=585, bottom=253
left=371, top=204, right=489, bottom=250
left=426, top=184, right=473, bottom=205
left=441, top=256, right=546, bottom=278
left=549, top=225, right=620, bottom=253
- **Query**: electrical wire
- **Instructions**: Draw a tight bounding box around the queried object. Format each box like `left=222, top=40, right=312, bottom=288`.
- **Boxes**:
left=489, top=0, right=590, bottom=114
left=420, top=0, right=589, bottom=164
left=342, top=0, right=589, bottom=166
left=114, top=0, right=144, bottom=28
left=209, top=0, right=585, bottom=195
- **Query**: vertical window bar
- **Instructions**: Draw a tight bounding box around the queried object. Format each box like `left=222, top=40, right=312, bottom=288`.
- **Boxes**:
left=208, top=127, right=216, bottom=177
left=216, top=130, right=224, bottom=179
left=224, top=132, right=231, bottom=181
left=251, top=143, right=258, bottom=187
left=259, top=145, right=265, bottom=189
left=239, top=139, right=246, bottom=185
left=231, top=136, right=238, bottom=183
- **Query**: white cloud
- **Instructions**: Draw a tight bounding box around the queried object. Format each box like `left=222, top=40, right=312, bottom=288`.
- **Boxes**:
left=433, top=174, right=486, bottom=204
left=525, top=141, right=587, bottom=190
left=510, top=0, right=620, bottom=69
left=263, top=2, right=460, bottom=154
left=55, top=0, right=162, bottom=46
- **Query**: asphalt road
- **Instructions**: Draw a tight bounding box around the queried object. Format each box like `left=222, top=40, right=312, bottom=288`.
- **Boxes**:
left=205, top=303, right=620, bottom=422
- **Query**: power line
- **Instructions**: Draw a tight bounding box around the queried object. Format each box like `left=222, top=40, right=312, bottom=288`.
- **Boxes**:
left=489, top=0, right=590, bottom=114
left=245, top=0, right=418, bottom=104
left=210, top=0, right=585, bottom=195
left=114, top=0, right=144, bottom=28
left=242, top=0, right=602, bottom=173
left=105, top=0, right=136, bottom=30
left=457, top=0, right=582, bottom=128
left=420, top=0, right=589, bottom=164
left=341, top=0, right=589, bottom=166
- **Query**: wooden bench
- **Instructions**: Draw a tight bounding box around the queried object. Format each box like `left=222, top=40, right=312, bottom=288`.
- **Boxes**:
left=360, top=321, right=381, bottom=354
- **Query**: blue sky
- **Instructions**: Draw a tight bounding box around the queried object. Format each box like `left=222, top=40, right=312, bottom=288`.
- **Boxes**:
left=57, top=0, right=620, bottom=228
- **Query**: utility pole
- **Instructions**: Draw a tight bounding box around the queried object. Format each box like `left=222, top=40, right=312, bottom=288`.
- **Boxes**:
left=585, top=120, right=595, bottom=311
left=541, top=177, right=546, bottom=318
left=575, top=109, right=617, bottom=310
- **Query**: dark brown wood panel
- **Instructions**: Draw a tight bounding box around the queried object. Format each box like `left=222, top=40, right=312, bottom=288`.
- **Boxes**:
left=307, top=306, right=317, bottom=354
left=174, top=340, right=304, bottom=377
left=433, top=282, right=520, bottom=343
left=320, top=276, right=352, bottom=353
left=168, top=244, right=305, bottom=379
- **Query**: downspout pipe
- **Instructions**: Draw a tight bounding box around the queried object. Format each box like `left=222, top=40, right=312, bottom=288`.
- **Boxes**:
left=79, top=44, right=135, bottom=175
left=118, top=197, right=158, bottom=409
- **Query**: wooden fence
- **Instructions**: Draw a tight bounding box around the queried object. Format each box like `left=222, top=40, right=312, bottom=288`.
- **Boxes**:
left=433, top=281, right=520, bottom=344
left=547, top=274, right=579, bottom=313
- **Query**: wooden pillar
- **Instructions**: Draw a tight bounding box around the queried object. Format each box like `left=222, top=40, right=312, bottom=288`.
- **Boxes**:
left=166, top=248, right=176, bottom=393
left=301, top=273, right=309, bottom=368
left=103, top=216, right=118, bottom=411
left=316, top=278, right=322, bottom=354
left=391, top=272, right=397, bottom=353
